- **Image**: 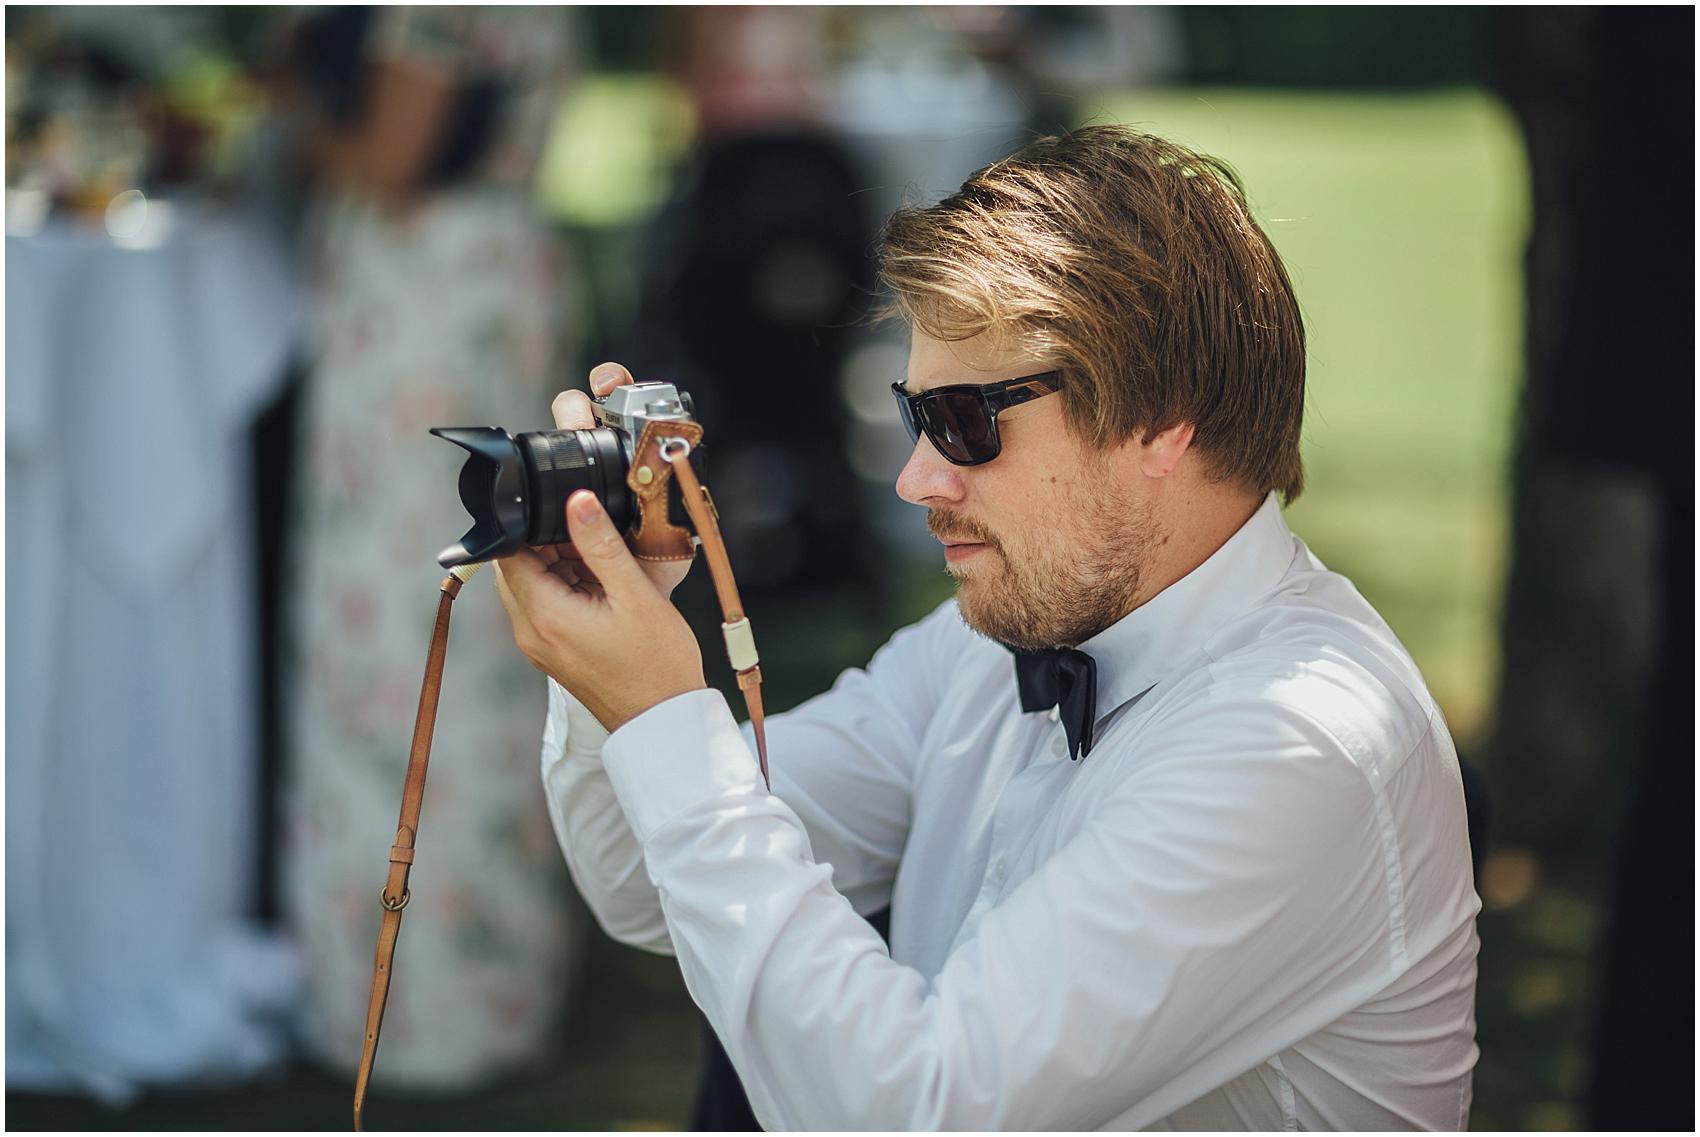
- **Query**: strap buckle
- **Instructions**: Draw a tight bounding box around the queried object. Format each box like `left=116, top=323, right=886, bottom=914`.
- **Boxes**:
left=380, top=887, right=411, bottom=912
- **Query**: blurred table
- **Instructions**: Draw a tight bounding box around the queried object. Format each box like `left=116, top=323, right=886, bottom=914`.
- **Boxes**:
left=5, top=201, right=304, bottom=1103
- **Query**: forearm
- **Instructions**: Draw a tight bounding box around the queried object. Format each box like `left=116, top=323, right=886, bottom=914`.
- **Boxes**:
left=604, top=691, right=961, bottom=1129
left=540, top=679, right=674, bottom=955
left=539, top=630, right=926, bottom=954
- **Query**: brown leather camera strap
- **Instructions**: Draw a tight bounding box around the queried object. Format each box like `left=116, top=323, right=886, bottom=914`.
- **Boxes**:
left=352, top=565, right=477, bottom=1131
left=661, top=439, right=769, bottom=788
left=353, top=450, right=767, bottom=1129
left=625, top=418, right=768, bottom=783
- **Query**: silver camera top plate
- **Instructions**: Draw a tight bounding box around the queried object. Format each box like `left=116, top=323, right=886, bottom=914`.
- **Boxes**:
left=595, top=381, right=692, bottom=434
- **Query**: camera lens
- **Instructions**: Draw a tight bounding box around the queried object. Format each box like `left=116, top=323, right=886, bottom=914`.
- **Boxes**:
left=518, top=428, right=634, bottom=545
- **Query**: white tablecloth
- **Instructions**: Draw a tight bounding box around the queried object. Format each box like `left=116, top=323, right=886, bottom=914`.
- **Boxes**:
left=6, top=206, right=304, bottom=1103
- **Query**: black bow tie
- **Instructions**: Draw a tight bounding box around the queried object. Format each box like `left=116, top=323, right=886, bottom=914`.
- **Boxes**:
left=1011, top=647, right=1098, bottom=761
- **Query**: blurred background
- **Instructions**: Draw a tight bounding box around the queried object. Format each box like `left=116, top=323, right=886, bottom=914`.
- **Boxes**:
left=5, top=5, right=1691, bottom=1131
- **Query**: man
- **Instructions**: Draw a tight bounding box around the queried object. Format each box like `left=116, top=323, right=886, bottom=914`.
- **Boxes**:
left=494, top=126, right=1480, bottom=1129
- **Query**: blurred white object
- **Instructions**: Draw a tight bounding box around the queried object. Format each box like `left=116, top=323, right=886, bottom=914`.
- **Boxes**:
left=825, top=24, right=1030, bottom=216
left=6, top=188, right=52, bottom=237
left=1023, top=7, right=1185, bottom=89
left=103, top=190, right=177, bottom=249
left=5, top=205, right=303, bottom=1103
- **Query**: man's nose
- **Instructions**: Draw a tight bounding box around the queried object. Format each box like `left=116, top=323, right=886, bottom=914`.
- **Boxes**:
left=895, top=434, right=967, bottom=506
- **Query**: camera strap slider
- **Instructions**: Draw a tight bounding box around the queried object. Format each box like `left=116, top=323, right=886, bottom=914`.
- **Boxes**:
left=721, top=616, right=759, bottom=672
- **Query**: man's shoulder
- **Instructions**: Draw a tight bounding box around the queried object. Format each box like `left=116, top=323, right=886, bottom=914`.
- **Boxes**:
left=1176, top=574, right=1444, bottom=779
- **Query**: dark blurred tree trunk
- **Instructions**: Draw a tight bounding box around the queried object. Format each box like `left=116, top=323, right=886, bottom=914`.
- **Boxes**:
left=1491, top=8, right=1693, bottom=1129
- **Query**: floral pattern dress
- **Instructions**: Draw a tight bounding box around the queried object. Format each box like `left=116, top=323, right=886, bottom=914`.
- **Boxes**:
left=280, top=7, right=580, bottom=1088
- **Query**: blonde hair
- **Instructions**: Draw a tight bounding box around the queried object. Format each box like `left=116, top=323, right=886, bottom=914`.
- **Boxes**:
left=878, top=126, right=1307, bottom=502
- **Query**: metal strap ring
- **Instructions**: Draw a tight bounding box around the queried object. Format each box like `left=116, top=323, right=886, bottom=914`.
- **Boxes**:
left=381, top=888, right=411, bottom=912
left=659, top=436, right=691, bottom=462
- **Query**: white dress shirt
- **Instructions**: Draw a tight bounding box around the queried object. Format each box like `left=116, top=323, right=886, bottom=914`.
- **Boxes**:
left=541, top=493, right=1480, bottom=1130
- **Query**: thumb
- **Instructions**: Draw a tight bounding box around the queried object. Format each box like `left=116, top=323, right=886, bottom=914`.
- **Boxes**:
left=564, top=491, right=649, bottom=599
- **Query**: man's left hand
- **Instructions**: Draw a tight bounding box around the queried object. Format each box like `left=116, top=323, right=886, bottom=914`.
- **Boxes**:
left=494, top=489, right=706, bottom=732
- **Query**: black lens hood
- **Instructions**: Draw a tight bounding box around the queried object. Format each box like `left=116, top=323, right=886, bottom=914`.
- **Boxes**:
left=431, top=426, right=530, bottom=567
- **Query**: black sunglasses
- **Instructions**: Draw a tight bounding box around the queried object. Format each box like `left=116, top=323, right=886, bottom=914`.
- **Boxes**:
left=890, top=371, right=1061, bottom=466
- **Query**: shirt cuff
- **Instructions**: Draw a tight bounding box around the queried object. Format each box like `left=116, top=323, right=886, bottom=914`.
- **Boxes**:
left=546, top=677, right=611, bottom=760
left=602, top=687, right=766, bottom=843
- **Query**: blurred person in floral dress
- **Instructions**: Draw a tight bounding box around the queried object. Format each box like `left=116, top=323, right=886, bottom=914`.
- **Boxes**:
left=277, top=6, right=578, bottom=1089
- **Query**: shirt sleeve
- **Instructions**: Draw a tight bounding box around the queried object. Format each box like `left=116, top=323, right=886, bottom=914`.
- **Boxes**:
left=600, top=679, right=1407, bottom=1130
left=541, top=677, right=673, bottom=953
left=540, top=601, right=958, bottom=954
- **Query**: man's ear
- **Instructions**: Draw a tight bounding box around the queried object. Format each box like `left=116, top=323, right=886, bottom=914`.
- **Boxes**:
left=1137, top=422, right=1195, bottom=480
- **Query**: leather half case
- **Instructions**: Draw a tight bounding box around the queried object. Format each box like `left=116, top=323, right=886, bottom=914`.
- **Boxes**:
left=626, top=419, right=703, bottom=562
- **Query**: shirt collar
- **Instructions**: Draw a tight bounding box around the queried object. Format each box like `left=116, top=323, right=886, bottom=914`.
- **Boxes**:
left=1078, top=492, right=1298, bottom=719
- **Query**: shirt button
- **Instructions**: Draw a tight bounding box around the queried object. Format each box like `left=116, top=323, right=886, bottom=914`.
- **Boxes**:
left=993, top=856, right=1008, bottom=882
left=1050, top=736, right=1068, bottom=758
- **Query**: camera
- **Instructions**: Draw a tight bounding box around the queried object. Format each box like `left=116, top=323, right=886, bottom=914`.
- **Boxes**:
left=432, top=381, right=702, bottom=569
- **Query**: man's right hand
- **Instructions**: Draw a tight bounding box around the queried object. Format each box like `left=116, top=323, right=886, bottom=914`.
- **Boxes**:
left=537, top=361, right=695, bottom=600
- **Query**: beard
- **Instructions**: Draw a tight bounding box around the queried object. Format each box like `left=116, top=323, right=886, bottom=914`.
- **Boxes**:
left=929, top=483, right=1157, bottom=651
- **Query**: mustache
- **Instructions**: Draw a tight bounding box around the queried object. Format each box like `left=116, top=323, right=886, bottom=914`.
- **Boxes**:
left=927, top=509, right=1001, bottom=551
